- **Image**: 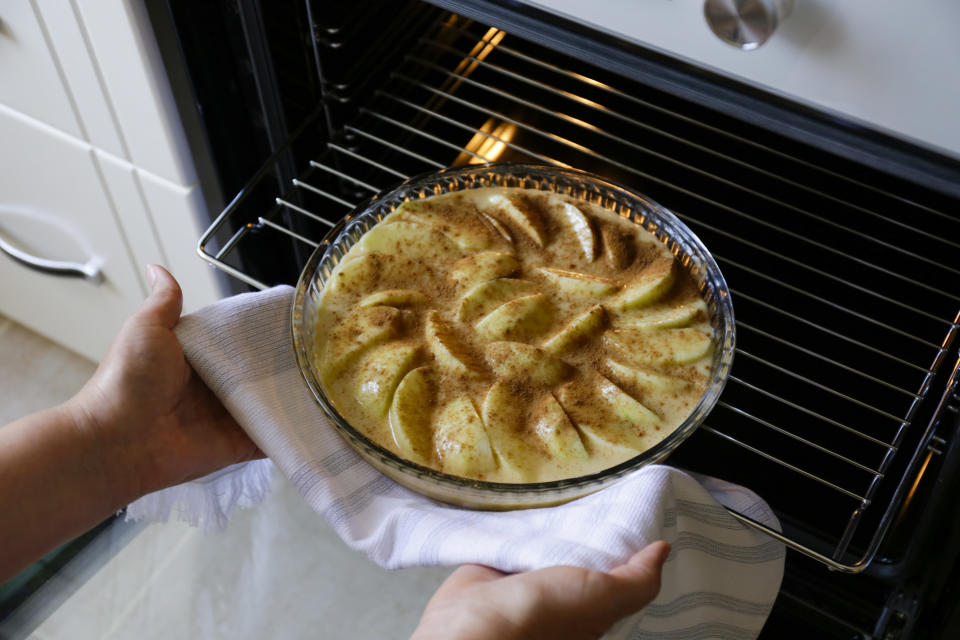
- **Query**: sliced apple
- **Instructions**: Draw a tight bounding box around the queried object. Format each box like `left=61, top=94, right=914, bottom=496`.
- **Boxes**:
left=327, top=252, right=429, bottom=296
left=530, top=393, right=588, bottom=461
left=396, top=201, right=495, bottom=252
left=600, top=225, right=637, bottom=270
left=484, top=341, right=574, bottom=386
left=538, top=267, right=619, bottom=298
left=388, top=366, right=435, bottom=465
left=603, top=328, right=713, bottom=366
left=556, top=375, right=655, bottom=456
left=604, top=359, right=690, bottom=395
left=425, top=310, right=485, bottom=378
left=481, top=381, right=536, bottom=478
left=456, top=278, right=539, bottom=322
left=322, top=306, right=405, bottom=379
left=549, top=196, right=596, bottom=261
left=434, top=395, right=497, bottom=476
left=613, top=299, right=706, bottom=330
left=355, top=343, right=421, bottom=417
left=357, top=220, right=461, bottom=259
left=541, top=305, right=606, bottom=355
left=327, top=254, right=372, bottom=295
left=475, top=294, right=552, bottom=342
left=481, top=193, right=546, bottom=247
left=597, top=375, right=661, bottom=428
left=615, top=257, right=675, bottom=310
left=358, top=289, right=430, bottom=308
left=450, top=251, right=520, bottom=290
left=445, top=220, right=496, bottom=253
left=478, top=211, right=514, bottom=244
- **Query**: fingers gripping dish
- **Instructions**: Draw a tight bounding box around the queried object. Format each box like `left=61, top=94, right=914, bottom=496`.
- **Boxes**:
left=311, top=186, right=713, bottom=484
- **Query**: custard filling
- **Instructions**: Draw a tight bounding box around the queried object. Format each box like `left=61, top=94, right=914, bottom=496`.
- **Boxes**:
left=313, top=188, right=712, bottom=483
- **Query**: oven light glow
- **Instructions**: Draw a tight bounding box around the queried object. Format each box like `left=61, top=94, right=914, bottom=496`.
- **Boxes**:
left=568, top=71, right=612, bottom=91
left=561, top=91, right=608, bottom=112
left=559, top=113, right=599, bottom=131
left=454, top=28, right=506, bottom=79
left=434, top=29, right=507, bottom=108
left=902, top=450, right=933, bottom=510
left=456, top=119, right=518, bottom=164
left=547, top=131, right=590, bottom=154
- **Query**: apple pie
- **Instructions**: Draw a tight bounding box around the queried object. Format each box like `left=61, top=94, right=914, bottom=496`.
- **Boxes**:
left=311, top=188, right=712, bottom=483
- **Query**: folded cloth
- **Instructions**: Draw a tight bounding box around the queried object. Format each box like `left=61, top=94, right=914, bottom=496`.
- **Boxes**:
left=128, top=286, right=785, bottom=638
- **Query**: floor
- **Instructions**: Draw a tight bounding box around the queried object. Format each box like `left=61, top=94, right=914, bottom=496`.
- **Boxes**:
left=0, top=315, right=96, bottom=426
left=0, top=316, right=450, bottom=639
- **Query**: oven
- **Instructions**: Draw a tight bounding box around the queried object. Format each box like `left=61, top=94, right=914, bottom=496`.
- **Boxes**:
left=148, top=1, right=960, bottom=637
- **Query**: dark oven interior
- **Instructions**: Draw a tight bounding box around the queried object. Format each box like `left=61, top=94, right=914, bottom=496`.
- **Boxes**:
left=152, top=0, right=960, bottom=637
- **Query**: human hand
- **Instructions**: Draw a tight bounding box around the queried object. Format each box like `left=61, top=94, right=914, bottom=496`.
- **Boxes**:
left=67, top=265, right=263, bottom=502
left=411, top=541, right=670, bottom=640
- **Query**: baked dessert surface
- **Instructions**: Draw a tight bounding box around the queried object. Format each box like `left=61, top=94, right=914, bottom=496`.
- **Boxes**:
left=313, top=188, right=712, bottom=483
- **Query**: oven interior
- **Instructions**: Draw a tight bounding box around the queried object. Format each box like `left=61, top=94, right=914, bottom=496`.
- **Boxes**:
left=154, top=0, right=960, bottom=637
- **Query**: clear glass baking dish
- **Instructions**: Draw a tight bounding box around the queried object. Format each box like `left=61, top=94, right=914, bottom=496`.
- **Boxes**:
left=291, top=163, right=735, bottom=509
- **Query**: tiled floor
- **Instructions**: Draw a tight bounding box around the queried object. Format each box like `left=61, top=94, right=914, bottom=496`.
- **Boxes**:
left=30, top=467, right=451, bottom=640
left=0, top=316, right=451, bottom=639
left=0, top=315, right=96, bottom=425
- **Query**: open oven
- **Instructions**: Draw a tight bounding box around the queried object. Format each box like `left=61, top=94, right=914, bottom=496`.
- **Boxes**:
left=145, top=1, right=960, bottom=637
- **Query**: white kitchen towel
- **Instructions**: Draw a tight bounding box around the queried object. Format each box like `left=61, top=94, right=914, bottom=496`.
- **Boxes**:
left=128, top=286, right=785, bottom=638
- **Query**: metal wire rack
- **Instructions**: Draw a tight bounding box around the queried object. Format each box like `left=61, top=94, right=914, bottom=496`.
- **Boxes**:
left=198, top=15, right=960, bottom=572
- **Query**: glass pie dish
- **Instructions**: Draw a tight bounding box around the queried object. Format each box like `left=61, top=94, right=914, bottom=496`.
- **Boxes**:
left=291, top=163, right=735, bottom=509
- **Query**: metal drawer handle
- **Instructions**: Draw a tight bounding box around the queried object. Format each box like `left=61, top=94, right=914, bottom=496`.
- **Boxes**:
left=0, top=227, right=103, bottom=284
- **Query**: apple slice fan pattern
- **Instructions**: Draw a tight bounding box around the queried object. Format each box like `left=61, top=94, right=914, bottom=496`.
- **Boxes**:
left=311, top=188, right=715, bottom=484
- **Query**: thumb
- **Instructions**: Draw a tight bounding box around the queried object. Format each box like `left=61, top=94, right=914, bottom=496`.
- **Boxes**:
left=606, top=541, right=671, bottom=616
left=140, top=264, right=183, bottom=329
left=504, top=542, right=670, bottom=637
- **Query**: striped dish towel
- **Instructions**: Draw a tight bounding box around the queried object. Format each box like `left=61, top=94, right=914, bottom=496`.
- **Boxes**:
left=128, top=286, right=785, bottom=639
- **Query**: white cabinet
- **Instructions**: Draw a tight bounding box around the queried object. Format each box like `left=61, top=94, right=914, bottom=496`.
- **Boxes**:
left=0, top=1, right=85, bottom=138
left=0, top=0, right=225, bottom=362
left=0, top=106, right=143, bottom=362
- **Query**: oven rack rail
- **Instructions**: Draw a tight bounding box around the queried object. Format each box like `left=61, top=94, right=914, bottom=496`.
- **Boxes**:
left=197, top=19, right=960, bottom=572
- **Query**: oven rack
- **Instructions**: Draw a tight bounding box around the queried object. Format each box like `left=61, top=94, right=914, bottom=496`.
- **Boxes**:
left=197, top=16, right=960, bottom=572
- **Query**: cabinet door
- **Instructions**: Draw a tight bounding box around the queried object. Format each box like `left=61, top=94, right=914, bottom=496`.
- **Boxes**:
left=0, top=105, right=144, bottom=362
left=0, top=1, right=84, bottom=138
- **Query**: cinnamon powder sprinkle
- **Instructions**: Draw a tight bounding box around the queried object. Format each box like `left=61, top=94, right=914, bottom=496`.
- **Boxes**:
left=313, top=187, right=714, bottom=483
